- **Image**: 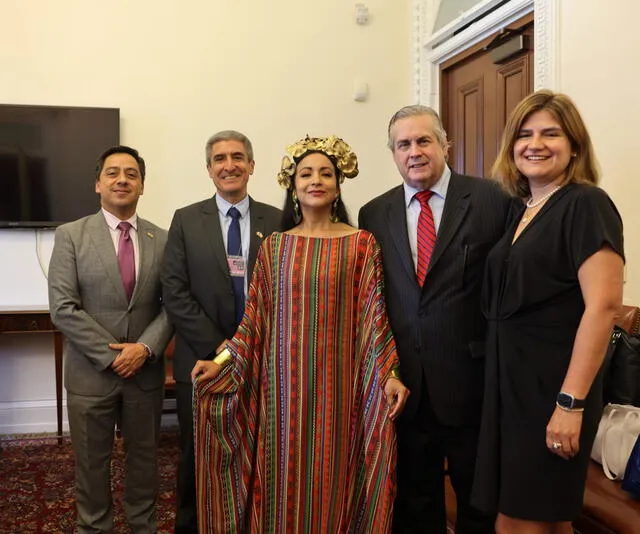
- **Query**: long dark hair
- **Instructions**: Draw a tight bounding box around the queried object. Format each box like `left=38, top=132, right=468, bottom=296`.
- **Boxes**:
left=280, top=150, right=351, bottom=231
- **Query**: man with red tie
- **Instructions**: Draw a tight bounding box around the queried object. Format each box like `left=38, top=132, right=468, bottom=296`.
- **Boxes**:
left=359, top=106, right=511, bottom=534
left=48, top=146, right=173, bottom=534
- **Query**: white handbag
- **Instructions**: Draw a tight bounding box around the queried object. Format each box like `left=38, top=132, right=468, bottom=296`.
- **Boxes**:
left=591, top=403, right=640, bottom=480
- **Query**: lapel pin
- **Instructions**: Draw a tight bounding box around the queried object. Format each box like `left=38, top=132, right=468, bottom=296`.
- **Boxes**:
left=146, top=231, right=154, bottom=238
left=256, top=231, right=264, bottom=239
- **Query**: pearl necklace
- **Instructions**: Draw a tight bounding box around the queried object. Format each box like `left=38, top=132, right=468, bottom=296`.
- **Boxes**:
left=526, top=185, right=561, bottom=208
left=520, top=185, right=562, bottom=225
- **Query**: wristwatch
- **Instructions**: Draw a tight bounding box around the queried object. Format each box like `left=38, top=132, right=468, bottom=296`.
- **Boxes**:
left=556, top=392, right=586, bottom=411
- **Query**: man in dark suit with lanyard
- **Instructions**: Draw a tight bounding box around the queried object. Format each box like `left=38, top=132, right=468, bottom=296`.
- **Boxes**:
left=359, top=106, right=511, bottom=534
left=161, top=130, right=282, bottom=533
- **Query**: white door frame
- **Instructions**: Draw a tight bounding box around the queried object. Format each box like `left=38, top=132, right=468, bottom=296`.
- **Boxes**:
left=412, top=0, right=561, bottom=110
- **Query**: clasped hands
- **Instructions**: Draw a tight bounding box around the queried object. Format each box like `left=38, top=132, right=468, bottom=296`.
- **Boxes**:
left=110, top=342, right=149, bottom=378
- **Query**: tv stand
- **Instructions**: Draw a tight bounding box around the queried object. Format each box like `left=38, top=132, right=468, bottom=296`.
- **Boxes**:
left=0, top=308, right=64, bottom=444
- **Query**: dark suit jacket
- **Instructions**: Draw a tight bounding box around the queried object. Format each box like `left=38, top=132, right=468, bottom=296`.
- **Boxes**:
left=161, top=195, right=282, bottom=383
left=359, top=172, right=512, bottom=426
left=48, top=211, right=173, bottom=395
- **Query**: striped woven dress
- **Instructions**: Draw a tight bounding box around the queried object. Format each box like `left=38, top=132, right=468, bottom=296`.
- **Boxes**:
left=194, top=230, right=399, bottom=533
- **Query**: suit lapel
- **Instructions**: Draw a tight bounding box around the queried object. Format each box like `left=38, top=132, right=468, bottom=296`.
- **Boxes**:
left=87, top=212, right=129, bottom=305
left=132, top=219, right=156, bottom=304
left=385, top=186, right=417, bottom=283
left=248, top=197, right=268, bottom=274
left=202, top=196, right=232, bottom=281
left=428, top=173, right=471, bottom=274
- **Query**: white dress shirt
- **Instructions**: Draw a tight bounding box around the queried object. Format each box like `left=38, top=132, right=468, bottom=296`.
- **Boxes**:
left=216, top=194, right=251, bottom=296
left=102, top=208, right=141, bottom=281
left=403, top=166, right=451, bottom=271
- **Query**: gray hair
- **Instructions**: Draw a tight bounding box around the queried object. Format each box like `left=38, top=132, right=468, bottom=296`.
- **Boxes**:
left=205, top=130, right=254, bottom=165
left=387, top=105, right=449, bottom=150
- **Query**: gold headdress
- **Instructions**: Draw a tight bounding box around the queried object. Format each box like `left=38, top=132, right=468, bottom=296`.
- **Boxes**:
left=277, top=135, right=359, bottom=189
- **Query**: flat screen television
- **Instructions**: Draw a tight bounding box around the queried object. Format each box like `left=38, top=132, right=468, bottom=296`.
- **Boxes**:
left=0, top=104, right=120, bottom=227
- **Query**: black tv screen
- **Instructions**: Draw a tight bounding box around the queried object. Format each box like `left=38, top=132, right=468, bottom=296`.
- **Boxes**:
left=0, top=104, right=120, bottom=227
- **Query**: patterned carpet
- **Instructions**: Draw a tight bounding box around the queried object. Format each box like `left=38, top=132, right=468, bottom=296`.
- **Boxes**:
left=0, top=430, right=179, bottom=533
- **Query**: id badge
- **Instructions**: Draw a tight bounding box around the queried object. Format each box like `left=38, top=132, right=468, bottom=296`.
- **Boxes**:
left=227, top=255, right=246, bottom=277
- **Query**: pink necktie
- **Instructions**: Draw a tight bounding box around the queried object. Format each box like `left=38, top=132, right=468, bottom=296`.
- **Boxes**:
left=117, top=222, right=135, bottom=302
left=415, top=190, right=435, bottom=287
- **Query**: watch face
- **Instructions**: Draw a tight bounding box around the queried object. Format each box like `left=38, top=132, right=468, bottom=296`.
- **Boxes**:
left=557, top=392, right=574, bottom=409
left=557, top=392, right=585, bottom=409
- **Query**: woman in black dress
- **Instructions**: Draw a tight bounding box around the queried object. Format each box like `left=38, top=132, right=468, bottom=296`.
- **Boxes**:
left=472, top=90, right=624, bottom=534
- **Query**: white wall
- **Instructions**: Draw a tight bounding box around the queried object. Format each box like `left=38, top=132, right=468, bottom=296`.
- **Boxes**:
left=557, top=0, right=640, bottom=303
left=0, top=0, right=412, bottom=433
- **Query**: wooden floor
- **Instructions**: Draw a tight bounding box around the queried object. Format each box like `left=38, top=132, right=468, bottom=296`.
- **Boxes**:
left=446, top=475, right=457, bottom=530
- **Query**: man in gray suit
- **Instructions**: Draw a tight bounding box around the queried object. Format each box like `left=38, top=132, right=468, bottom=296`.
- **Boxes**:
left=48, top=145, right=173, bottom=534
left=161, top=130, right=282, bottom=533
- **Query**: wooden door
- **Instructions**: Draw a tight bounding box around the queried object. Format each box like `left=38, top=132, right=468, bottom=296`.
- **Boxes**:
left=441, top=18, right=534, bottom=178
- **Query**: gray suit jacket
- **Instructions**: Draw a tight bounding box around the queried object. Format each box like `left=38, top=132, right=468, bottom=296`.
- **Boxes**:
left=161, top=195, right=282, bottom=383
left=48, top=211, right=174, bottom=396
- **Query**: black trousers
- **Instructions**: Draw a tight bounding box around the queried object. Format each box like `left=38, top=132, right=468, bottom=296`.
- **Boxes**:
left=393, top=375, right=495, bottom=534
left=175, top=381, right=198, bottom=534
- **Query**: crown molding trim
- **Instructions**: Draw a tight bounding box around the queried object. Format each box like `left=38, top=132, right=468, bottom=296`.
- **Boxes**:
left=412, top=0, right=560, bottom=110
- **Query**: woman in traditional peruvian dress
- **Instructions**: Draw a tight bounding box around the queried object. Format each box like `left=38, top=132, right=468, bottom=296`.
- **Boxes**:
left=191, top=136, right=409, bottom=533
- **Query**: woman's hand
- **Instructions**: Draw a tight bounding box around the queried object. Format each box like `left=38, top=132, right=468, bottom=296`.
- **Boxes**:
left=384, top=377, right=410, bottom=420
left=216, top=339, right=230, bottom=354
left=191, top=360, right=222, bottom=382
left=546, top=406, right=583, bottom=460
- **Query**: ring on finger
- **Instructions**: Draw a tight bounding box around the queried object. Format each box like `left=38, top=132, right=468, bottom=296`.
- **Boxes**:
left=552, top=441, right=562, bottom=449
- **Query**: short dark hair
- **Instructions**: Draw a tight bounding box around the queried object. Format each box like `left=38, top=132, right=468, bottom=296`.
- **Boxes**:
left=95, top=145, right=146, bottom=182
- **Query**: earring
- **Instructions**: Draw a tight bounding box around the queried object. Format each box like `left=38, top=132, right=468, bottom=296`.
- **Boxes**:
left=571, top=152, right=577, bottom=157
left=330, top=196, right=339, bottom=223
left=292, top=190, right=301, bottom=224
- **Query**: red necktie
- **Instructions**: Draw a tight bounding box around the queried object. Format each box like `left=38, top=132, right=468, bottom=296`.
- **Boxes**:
left=117, top=222, right=136, bottom=302
left=415, top=190, right=435, bottom=287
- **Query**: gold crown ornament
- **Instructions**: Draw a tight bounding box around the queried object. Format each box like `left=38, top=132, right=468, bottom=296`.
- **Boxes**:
left=277, top=135, right=359, bottom=189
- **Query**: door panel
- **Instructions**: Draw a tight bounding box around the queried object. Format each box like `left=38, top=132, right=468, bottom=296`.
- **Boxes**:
left=442, top=20, right=534, bottom=178
left=456, top=80, right=483, bottom=175
left=496, top=55, right=531, bottom=147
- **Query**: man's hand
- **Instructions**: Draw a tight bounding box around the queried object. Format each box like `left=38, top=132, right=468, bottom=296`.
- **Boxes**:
left=109, top=342, right=149, bottom=378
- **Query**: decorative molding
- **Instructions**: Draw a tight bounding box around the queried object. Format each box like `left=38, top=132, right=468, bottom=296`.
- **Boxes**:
left=427, top=0, right=533, bottom=65
left=425, top=0, right=514, bottom=51
left=533, top=0, right=561, bottom=90
left=411, top=0, right=423, bottom=103
left=414, top=0, right=560, bottom=110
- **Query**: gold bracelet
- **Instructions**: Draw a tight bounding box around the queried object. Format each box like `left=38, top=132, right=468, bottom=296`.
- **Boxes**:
left=388, top=367, right=401, bottom=380
left=212, top=348, right=232, bottom=368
